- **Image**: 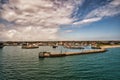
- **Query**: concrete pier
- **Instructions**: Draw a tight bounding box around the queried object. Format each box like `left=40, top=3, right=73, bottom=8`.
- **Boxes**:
left=65, top=49, right=107, bottom=56
left=39, top=48, right=107, bottom=58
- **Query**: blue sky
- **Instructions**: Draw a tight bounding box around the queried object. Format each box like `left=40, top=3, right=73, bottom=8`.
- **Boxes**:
left=0, top=0, right=120, bottom=41
left=59, top=0, right=120, bottom=40
left=60, top=14, right=120, bottom=40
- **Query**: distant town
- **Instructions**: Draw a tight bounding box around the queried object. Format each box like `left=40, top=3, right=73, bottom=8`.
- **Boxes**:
left=0, top=41, right=120, bottom=47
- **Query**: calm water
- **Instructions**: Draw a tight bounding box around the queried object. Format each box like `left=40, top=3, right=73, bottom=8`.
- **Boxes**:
left=0, top=46, right=120, bottom=80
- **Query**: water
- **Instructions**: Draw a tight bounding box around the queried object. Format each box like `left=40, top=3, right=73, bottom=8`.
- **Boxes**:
left=0, top=46, right=120, bottom=80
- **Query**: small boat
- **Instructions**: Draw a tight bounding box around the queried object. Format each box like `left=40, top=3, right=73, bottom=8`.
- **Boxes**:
left=67, top=46, right=84, bottom=49
left=39, top=46, right=65, bottom=58
left=39, top=51, right=66, bottom=58
left=91, top=46, right=101, bottom=49
left=39, top=52, right=51, bottom=58
left=22, top=43, right=39, bottom=49
left=22, top=45, right=39, bottom=49
left=52, top=45, right=58, bottom=48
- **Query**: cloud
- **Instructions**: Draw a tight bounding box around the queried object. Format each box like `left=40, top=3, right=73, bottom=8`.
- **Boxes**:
left=0, top=0, right=120, bottom=41
left=85, top=0, right=120, bottom=18
left=0, top=0, right=83, bottom=41
left=1, top=0, right=73, bottom=25
left=65, top=30, right=73, bottom=33
left=73, top=17, right=102, bottom=25
left=73, top=0, right=120, bottom=25
left=0, top=25, right=59, bottom=41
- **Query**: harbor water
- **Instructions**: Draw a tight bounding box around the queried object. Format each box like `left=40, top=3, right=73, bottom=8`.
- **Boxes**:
left=0, top=46, right=120, bottom=80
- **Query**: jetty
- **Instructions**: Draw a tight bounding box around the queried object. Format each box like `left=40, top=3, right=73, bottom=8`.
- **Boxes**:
left=39, top=48, right=107, bottom=58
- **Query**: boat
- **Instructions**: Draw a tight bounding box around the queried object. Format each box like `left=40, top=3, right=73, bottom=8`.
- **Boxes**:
left=0, top=43, right=4, bottom=48
left=39, top=51, right=66, bottom=58
left=66, top=46, right=84, bottom=49
left=22, top=43, right=39, bottom=49
left=52, top=45, right=58, bottom=48
left=39, top=46, right=65, bottom=58
left=39, top=52, right=51, bottom=58
left=91, top=46, right=101, bottom=49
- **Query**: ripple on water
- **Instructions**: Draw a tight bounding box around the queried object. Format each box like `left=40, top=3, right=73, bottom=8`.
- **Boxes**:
left=0, top=46, right=120, bottom=80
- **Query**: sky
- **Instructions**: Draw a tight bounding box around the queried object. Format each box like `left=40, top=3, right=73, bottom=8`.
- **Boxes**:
left=0, top=0, right=120, bottom=41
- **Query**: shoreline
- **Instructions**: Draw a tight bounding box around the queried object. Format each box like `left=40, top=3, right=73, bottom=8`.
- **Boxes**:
left=100, top=45, right=120, bottom=49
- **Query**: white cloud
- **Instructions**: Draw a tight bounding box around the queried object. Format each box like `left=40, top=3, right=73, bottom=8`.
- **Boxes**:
left=73, top=17, right=102, bottom=25
left=85, top=0, right=120, bottom=18
left=110, top=0, right=120, bottom=6
left=0, top=24, right=5, bottom=29
left=0, top=0, right=83, bottom=41
left=65, top=30, right=73, bottom=33
left=1, top=0, right=74, bottom=25
left=0, top=0, right=120, bottom=41
left=0, top=25, right=60, bottom=41
left=73, top=0, right=120, bottom=25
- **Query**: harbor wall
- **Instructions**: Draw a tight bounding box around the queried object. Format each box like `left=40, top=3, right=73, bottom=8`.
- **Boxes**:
left=39, top=48, right=107, bottom=58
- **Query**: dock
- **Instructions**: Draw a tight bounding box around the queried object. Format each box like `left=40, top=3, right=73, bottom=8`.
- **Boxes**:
left=39, top=48, right=107, bottom=58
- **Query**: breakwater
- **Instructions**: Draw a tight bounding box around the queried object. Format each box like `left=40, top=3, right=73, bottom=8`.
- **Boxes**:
left=39, top=48, right=107, bottom=58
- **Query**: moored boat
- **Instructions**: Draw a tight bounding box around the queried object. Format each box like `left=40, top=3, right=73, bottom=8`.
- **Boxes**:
left=22, top=43, right=39, bottom=49
left=52, top=45, right=58, bottom=48
left=39, top=52, right=51, bottom=58
left=65, top=46, right=84, bottom=49
left=91, top=46, right=101, bottom=49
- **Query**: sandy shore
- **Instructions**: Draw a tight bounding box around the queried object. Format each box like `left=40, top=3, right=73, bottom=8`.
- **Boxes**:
left=100, top=45, right=120, bottom=49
